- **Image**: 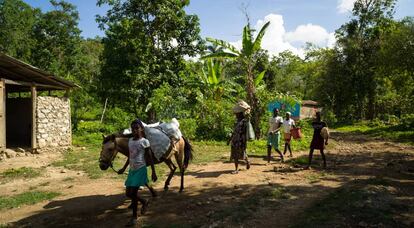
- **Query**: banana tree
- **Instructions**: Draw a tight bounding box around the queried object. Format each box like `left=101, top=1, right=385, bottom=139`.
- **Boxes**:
left=200, top=58, right=240, bottom=101
left=202, top=21, right=270, bottom=136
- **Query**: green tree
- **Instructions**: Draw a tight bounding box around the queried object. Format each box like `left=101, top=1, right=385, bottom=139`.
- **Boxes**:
left=202, top=21, right=270, bottom=136
left=335, top=0, right=397, bottom=119
left=97, top=0, right=204, bottom=121
left=69, top=38, right=104, bottom=130
left=31, top=0, right=82, bottom=76
left=0, top=0, right=39, bottom=62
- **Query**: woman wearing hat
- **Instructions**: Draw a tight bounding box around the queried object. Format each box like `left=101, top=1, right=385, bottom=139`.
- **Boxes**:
left=228, top=101, right=251, bottom=174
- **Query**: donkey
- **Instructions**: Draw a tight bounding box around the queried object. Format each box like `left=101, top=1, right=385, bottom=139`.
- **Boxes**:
left=99, top=133, right=193, bottom=192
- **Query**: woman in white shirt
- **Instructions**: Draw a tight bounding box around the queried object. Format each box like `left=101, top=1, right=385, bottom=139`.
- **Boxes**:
left=282, top=112, right=295, bottom=157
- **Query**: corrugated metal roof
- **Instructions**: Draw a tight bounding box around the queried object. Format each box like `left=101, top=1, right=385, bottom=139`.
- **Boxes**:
left=0, top=53, right=78, bottom=90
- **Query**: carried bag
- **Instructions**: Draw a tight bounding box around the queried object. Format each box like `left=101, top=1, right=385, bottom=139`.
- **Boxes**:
left=290, top=127, right=302, bottom=140
left=320, top=127, right=330, bottom=140
left=246, top=120, right=255, bottom=141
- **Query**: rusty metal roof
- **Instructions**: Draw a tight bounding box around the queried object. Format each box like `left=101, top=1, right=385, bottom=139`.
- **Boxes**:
left=0, top=53, right=78, bottom=91
left=302, top=100, right=318, bottom=106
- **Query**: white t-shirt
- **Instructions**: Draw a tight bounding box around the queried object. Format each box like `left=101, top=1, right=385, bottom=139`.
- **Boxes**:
left=268, top=116, right=283, bottom=133
left=282, top=118, right=295, bottom=133
left=128, top=138, right=150, bottom=170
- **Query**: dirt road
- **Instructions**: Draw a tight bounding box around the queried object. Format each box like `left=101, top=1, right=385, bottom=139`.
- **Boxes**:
left=1, top=132, right=413, bottom=227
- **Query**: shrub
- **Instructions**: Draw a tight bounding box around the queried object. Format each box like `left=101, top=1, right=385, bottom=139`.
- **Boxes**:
left=399, top=114, right=414, bottom=130
left=103, top=107, right=135, bottom=131
left=76, top=120, right=117, bottom=134
left=179, top=118, right=197, bottom=140
left=195, top=99, right=233, bottom=140
left=321, top=109, right=337, bottom=126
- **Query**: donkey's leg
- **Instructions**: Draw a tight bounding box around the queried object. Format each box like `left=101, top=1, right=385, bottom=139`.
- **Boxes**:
left=174, top=151, right=185, bottom=192
left=164, top=159, right=176, bottom=191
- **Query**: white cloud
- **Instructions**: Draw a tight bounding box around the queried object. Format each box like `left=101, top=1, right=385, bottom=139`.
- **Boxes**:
left=229, top=13, right=336, bottom=59
left=337, top=0, right=356, bottom=13
left=284, top=24, right=332, bottom=46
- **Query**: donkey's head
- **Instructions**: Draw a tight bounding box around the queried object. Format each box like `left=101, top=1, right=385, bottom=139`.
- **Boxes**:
left=99, top=134, right=118, bottom=170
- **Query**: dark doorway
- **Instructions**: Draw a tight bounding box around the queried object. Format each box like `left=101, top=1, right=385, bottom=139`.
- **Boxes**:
left=6, top=85, right=32, bottom=148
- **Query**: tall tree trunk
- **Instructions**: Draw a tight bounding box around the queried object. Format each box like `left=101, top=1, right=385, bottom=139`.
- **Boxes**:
left=246, top=63, right=261, bottom=138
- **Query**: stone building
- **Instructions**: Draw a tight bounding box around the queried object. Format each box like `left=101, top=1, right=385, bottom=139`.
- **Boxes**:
left=0, top=53, right=77, bottom=154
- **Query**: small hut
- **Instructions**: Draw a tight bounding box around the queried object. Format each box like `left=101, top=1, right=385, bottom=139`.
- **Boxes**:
left=0, top=53, right=77, bottom=154
left=300, top=100, right=319, bottom=119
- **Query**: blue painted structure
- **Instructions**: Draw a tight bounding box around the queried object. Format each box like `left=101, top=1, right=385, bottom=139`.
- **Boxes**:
left=267, top=101, right=300, bottom=119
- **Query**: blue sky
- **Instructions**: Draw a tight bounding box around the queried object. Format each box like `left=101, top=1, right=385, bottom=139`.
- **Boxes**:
left=24, top=0, right=413, bottom=56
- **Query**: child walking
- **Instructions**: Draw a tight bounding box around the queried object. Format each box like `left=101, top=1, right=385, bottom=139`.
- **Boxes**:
left=125, top=119, right=157, bottom=226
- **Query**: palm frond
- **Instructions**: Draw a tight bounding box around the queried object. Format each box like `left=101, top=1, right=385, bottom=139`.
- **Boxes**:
left=252, top=21, right=270, bottom=53
left=242, top=25, right=253, bottom=57
left=206, top=37, right=240, bottom=55
left=201, top=52, right=239, bottom=59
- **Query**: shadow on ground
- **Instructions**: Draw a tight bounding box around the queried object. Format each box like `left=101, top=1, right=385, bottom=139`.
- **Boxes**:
left=8, top=132, right=414, bottom=228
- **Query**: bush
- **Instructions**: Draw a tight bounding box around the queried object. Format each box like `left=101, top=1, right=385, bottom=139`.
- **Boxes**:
left=367, top=118, right=385, bottom=128
left=195, top=99, right=233, bottom=140
left=179, top=118, right=197, bottom=140
left=103, top=107, right=135, bottom=131
left=75, top=121, right=117, bottom=135
left=399, top=114, right=414, bottom=130
left=321, top=109, right=337, bottom=126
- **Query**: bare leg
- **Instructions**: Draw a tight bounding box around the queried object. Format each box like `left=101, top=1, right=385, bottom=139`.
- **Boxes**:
left=233, top=158, right=239, bottom=174
left=283, top=142, right=288, bottom=155
left=245, top=156, right=250, bottom=170
left=126, top=187, right=139, bottom=219
left=288, top=143, right=292, bottom=157
left=275, top=148, right=284, bottom=162
left=267, top=145, right=272, bottom=163
left=306, top=149, right=314, bottom=169
left=320, top=149, right=327, bottom=168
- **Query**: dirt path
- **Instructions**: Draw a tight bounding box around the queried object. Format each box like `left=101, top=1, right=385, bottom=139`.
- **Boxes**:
left=1, top=132, right=413, bottom=227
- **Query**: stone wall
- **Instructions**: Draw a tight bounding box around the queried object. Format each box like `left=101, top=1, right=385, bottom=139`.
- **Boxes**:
left=36, top=96, right=71, bottom=149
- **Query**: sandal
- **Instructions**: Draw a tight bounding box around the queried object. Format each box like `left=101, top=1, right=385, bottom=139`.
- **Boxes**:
left=231, top=170, right=239, bottom=174
left=246, top=162, right=251, bottom=170
left=141, top=200, right=150, bottom=215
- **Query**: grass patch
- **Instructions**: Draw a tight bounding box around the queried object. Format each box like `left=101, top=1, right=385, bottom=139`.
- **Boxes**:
left=291, top=178, right=407, bottom=228
left=1, top=167, right=42, bottom=182
left=0, top=191, right=60, bottom=210
left=266, top=186, right=292, bottom=199
left=336, top=122, right=414, bottom=145
left=192, top=141, right=228, bottom=164
left=51, top=146, right=105, bottom=179
left=288, top=156, right=309, bottom=166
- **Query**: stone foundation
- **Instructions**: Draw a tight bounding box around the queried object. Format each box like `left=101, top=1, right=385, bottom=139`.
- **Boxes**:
left=36, top=96, right=71, bottom=149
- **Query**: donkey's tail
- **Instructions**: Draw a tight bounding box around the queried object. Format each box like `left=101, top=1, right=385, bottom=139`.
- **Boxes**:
left=183, top=136, right=193, bottom=169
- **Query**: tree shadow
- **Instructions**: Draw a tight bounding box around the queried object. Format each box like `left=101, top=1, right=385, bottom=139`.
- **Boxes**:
left=8, top=132, right=414, bottom=228
left=186, top=169, right=233, bottom=178
left=10, top=194, right=127, bottom=228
